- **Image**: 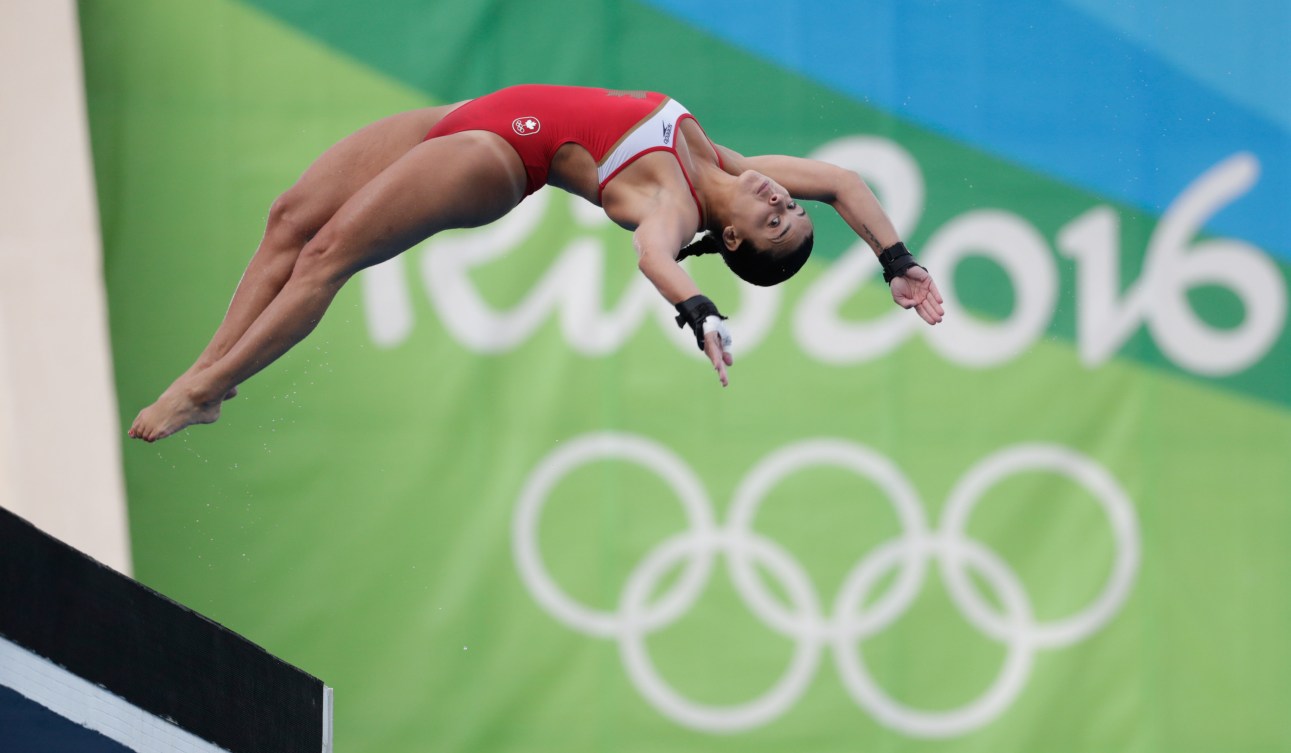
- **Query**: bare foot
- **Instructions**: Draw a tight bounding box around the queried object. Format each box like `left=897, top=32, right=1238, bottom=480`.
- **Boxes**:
left=128, top=382, right=223, bottom=442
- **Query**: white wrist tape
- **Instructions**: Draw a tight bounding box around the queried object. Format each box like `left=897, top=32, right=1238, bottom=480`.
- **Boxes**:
left=702, top=315, right=733, bottom=352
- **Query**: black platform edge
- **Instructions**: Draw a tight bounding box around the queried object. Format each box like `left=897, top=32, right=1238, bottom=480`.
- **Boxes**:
left=0, top=505, right=327, bottom=753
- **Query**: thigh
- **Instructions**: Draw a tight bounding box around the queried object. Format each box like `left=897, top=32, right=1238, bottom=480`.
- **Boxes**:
left=309, top=130, right=528, bottom=277
left=283, top=102, right=468, bottom=226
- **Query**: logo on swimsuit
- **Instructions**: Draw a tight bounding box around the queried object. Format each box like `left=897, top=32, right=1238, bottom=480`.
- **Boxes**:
left=661, top=121, right=673, bottom=146
left=512, top=116, right=541, bottom=136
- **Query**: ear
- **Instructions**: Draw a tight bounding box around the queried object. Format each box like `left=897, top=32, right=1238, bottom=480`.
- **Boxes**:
left=721, top=225, right=740, bottom=252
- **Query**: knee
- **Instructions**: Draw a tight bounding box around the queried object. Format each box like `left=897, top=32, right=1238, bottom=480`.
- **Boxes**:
left=266, top=189, right=322, bottom=248
left=292, top=226, right=353, bottom=287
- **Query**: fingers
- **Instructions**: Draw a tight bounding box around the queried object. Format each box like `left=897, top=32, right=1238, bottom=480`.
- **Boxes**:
left=914, top=291, right=942, bottom=324
left=707, top=331, right=734, bottom=366
left=917, top=296, right=943, bottom=325
left=708, top=343, right=728, bottom=386
left=704, top=332, right=731, bottom=387
left=892, top=273, right=945, bottom=325
left=919, top=280, right=945, bottom=324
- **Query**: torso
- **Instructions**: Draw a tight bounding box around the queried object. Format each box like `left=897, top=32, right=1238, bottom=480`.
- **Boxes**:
left=425, top=85, right=726, bottom=233
left=550, top=118, right=720, bottom=231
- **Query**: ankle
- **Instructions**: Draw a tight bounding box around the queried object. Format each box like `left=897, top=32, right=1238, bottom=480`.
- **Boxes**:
left=177, top=374, right=226, bottom=406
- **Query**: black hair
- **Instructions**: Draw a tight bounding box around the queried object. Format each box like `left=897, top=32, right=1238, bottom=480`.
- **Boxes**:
left=677, top=232, right=814, bottom=287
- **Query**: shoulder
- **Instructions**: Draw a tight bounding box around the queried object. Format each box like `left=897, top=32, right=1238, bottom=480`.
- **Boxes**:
left=631, top=203, right=701, bottom=256
left=708, top=141, right=750, bottom=176
left=601, top=155, right=701, bottom=231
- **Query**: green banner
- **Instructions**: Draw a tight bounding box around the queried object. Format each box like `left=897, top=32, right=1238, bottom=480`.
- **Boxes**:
left=83, top=1, right=1291, bottom=751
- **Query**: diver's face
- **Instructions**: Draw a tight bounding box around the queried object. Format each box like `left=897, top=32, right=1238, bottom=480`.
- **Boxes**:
left=722, top=170, right=812, bottom=253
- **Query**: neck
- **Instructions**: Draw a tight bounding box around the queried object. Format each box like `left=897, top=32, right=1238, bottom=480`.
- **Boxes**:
left=691, top=159, right=737, bottom=233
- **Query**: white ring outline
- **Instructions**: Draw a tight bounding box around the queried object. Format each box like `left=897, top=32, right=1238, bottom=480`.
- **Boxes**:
left=512, top=435, right=1139, bottom=737
left=512, top=433, right=717, bottom=637
left=938, top=444, right=1140, bottom=648
left=832, top=539, right=1036, bottom=737
left=619, top=530, right=824, bottom=732
left=726, top=439, right=932, bottom=641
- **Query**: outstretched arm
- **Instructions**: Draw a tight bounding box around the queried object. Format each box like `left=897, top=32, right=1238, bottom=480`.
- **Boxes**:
left=634, top=214, right=734, bottom=386
left=715, top=145, right=944, bottom=325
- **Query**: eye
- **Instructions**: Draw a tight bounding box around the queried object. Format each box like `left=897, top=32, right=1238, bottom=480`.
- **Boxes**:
left=769, top=216, right=781, bottom=227
left=787, top=201, right=797, bottom=210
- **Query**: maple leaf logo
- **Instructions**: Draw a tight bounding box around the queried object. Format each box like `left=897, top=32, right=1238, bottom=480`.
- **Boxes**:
left=512, top=116, right=541, bottom=136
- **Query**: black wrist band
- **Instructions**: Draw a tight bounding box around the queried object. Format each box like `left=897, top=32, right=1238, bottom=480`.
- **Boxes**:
left=878, top=242, right=923, bottom=285
left=674, top=295, right=726, bottom=351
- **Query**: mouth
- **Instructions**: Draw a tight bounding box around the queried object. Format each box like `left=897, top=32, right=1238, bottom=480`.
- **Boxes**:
left=756, top=179, right=770, bottom=197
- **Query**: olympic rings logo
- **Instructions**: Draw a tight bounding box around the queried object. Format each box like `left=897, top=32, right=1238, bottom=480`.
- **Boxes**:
left=512, top=433, right=1140, bottom=738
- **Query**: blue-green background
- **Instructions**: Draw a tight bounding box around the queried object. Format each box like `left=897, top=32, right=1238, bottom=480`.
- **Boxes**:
left=81, top=1, right=1291, bottom=751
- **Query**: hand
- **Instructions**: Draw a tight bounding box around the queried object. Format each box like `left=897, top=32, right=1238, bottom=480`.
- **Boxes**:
left=703, top=328, right=734, bottom=387
left=891, top=266, right=945, bottom=325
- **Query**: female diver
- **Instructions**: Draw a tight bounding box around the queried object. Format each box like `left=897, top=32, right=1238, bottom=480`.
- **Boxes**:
left=130, top=84, right=943, bottom=442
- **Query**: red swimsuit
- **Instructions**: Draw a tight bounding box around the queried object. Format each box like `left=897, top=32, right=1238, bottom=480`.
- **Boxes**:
left=424, top=85, right=721, bottom=219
